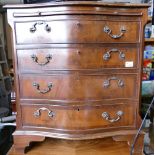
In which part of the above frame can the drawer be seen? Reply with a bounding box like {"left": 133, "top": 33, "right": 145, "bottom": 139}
{"left": 15, "top": 20, "right": 139, "bottom": 44}
{"left": 19, "top": 74, "right": 137, "bottom": 101}
{"left": 17, "top": 47, "right": 138, "bottom": 71}
{"left": 21, "top": 103, "right": 136, "bottom": 130}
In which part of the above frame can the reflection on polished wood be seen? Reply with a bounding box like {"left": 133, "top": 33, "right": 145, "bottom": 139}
{"left": 5, "top": 1, "right": 149, "bottom": 153}
{"left": 8, "top": 137, "right": 135, "bottom": 155}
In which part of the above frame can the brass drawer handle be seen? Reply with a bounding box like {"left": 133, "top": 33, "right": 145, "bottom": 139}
{"left": 30, "top": 21, "right": 51, "bottom": 33}
{"left": 103, "top": 77, "right": 124, "bottom": 88}
{"left": 103, "top": 26, "right": 126, "bottom": 39}
{"left": 102, "top": 111, "right": 123, "bottom": 123}
{"left": 31, "top": 54, "right": 52, "bottom": 66}
{"left": 103, "top": 48, "right": 125, "bottom": 61}
{"left": 34, "top": 107, "right": 55, "bottom": 118}
{"left": 32, "top": 82, "right": 53, "bottom": 94}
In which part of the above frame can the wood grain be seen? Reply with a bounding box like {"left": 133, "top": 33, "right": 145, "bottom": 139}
{"left": 5, "top": 1, "right": 149, "bottom": 153}
{"left": 19, "top": 73, "right": 138, "bottom": 100}
{"left": 4, "top": 1, "right": 150, "bottom": 9}
{"left": 15, "top": 20, "right": 139, "bottom": 44}
{"left": 21, "top": 103, "right": 136, "bottom": 131}
{"left": 8, "top": 136, "right": 144, "bottom": 155}
{"left": 17, "top": 47, "right": 138, "bottom": 71}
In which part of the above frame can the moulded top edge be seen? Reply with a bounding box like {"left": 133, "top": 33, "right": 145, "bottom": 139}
{"left": 3, "top": 1, "right": 150, "bottom": 9}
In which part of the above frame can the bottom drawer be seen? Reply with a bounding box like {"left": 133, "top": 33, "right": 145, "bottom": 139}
{"left": 21, "top": 103, "right": 136, "bottom": 131}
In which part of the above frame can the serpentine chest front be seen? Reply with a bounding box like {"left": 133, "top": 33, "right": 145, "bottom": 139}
{"left": 6, "top": 2, "right": 148, "bottom": 154}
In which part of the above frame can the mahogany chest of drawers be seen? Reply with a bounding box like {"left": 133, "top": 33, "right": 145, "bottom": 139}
{"left": 5, "top": 1, "right": 149, "bottom": 154}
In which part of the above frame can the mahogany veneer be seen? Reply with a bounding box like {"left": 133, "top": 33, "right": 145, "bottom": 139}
{"left": 8, "top": 136, "right": 145, "bottom": 155}
{"left": 5, "top": 1, "right": 149, "bottom": 154}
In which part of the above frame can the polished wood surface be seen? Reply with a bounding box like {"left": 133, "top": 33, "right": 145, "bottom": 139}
{"left": 17, "top": 47, "right": 138, "bottom": 70}
{"left": 4, "top": 1, "right": 150, "bottom": 8}
{"left": 15, "top": 20, "right": 139, "bottom": 44}
{"left": 8, "top": 135, "right": 145, "bottom": 155}
{"left": 19, "top": 74, "right": 137, "bottom": 100}
{"left": 5, "top": 1, "right": 149, "bottom": 153}
{"left": 21, "top": 103, "right": 135, "bottom": 130}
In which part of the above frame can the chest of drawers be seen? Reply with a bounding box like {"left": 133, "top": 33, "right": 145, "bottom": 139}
{"left": 5, "top": 1, "right": 149, "bottom": 154}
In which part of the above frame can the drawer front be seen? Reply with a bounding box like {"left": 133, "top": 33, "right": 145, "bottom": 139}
{"left": 17, "top": 47, "right": 138, "bottom": 71}
{"left": 21, "top": 103, "right": 136, "bottom": 130}
{"left": 19, "top": 74, "right": 137, "bottom": 100}
{"left": 15, "top": 20, "right": 139, "bottom": 44}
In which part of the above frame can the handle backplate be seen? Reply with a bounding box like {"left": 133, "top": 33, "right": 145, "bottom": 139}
{"left": 102, "top": 111, "right": 123, "bottom": 123}
{"left": 33, "top": 82, "right": 53, "bottom": 94}
{"left": 30, "top": 21, "right": 51, "bottom": 33}
{"left": 103, "top": 77, "right": 124, "bottom": 88}
{"left": 31, "top": 54, "right": 52, "bottom": 66}
{"left": 104, "top": 26, "right": 126, "bottom": 39}
{"left": 103, "top": 48, "right": 125, "bottom": 61}
{"left": 34, "top": 107, "right": 55, "bottom": 118}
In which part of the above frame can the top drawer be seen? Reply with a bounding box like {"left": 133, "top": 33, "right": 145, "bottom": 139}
{"left": 15, "top": 20, "right": 140, "bottom": 44}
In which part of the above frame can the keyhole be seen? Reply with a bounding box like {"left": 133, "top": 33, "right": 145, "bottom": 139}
{"left": 77, "top": 50, "right": 81, "bottom": 55}
{"left": 38, "top": 12, "right": 41, "bottom": 16}
{"left": 73, "top": 107, "right": 80, "bottom": 111}
{"left": 76, "top": 22, "right": 81, "bottom": 27}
